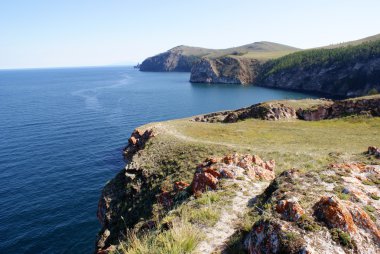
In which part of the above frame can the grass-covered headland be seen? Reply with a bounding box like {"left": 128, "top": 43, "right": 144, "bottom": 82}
{"left": 96, "top": 95, "right": 380, "bottom": 254}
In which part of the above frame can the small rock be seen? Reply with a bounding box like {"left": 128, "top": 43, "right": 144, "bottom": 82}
{"left": 276, "top": 199, "right": 305, "bottom": 221}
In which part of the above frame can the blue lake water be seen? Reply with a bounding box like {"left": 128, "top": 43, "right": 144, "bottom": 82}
{"left": 0, "top": 66, "right": 317, "bottom": 253}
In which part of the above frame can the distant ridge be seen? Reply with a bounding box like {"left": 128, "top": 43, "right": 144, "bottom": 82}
{"left": 138, "top": 41, "right": 299, "bottom": 72}
{"left": 322, "top": 33, "right": 380, "bottom": 49}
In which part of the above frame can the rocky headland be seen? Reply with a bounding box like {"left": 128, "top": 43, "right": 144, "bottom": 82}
{"left": 140, "top": 34, "right": 380, "bottom": 97}
{"left": 95, "top": 95, "right": 380, "bottom": 254}
{"left": 139, "top": 45, "right": 213, "bottom": 72}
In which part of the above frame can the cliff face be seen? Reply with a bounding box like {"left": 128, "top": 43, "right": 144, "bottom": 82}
{"left": 189, "top": 57, "right": 260, "bottom": 85}
{"left": 257, "top": 57, "right": 380, "bottom": 97}
{"left": 139, "top": 51, "right": 200, "bottom": 72}
{"left": 193, "top": 95, "right": 380, "bottom": 123}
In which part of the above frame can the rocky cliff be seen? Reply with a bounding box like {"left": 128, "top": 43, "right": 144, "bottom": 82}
{"left": 189, "top": 57, "right": 260, "bottom": 85}
{"left": 139, "top": 47, "right": 204, "bottom": 72}
{"left": 257, "top": 56, "right": 380, "bottom": 97}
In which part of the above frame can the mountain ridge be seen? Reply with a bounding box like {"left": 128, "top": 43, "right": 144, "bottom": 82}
{"left": 138, "top": 41, "right": 299, "bottom": 72}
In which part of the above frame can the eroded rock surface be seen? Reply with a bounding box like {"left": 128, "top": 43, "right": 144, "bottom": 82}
{"left": 191, "top": 154, "right": 275, "bottom": 194}
{"left": 193, "top": 95, "right": 380, "bottom": 123}
{"left": 123, "top": 128, "right": 154, "bottom": 159}
{"left": 190, "top": 57, "right": 260, "bottom": 85}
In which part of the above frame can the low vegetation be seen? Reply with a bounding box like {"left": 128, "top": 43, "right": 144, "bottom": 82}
{"left": 260, "top": 39, "right": 380, "bottom": 81}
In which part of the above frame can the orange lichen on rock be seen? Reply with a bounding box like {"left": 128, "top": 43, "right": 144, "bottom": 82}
{"left": 314, "top": 196, "right": 357, "bottom": 233}
{"left": 329, "top": 162, "right": 367, "bottom": 172}
{"left": 276, "top": 199, "right": 305, "bottom": 222}
{"left": 190, "top": 153, "right": 276, "bottom": 194}
{"left": 191, "top": 171, "right": 219, "bottom": 193}
{"left": 174, "top": 181, "right": 190, "bottom": 191}
{"left": 345, "top": 202, "right": 380, "bottom": 242}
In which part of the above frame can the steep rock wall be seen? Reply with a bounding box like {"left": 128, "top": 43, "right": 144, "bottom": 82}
{"left": 257, "top": 57, "right": 380, "bottom": 97}
{"left": 190, "top": 57, "right": 260, "bottom": 85}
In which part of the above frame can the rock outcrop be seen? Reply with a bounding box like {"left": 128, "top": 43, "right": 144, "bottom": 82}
{"left": 368, "top": 146, "right": 380, "bottom": 158}
{"left": 258, "top": 57, "right": 380, "bottom": 97}
{"left": 138, "top": 45, "right": 215, "bottom": 72}
{"left": 243, "top": 161, "right": 380, "bottom": 254}
{"left": 190, "top": 57, "right": 260, "bottom": 85}
{"left": 244, "top": 220, "right": 307, "bottom": 254}
{"left": 193, "top": 95, "right": 380, "bottom": 123}
{"left": 191, "top": 154, "right": 275, "bottom": 194}
{"left": 123, "top": 128, "right": 154, "bottom": 159}
{"left": 297, "top": 96, "right": 380, "bottom": 121}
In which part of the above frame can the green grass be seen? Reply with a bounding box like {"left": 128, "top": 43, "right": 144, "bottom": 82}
{"left": 330, "top": 228, "right": 354, "bottom": 248}
{"left": 194, "top": 191, "right": 222, "bottom": 205}
{"left": 118, "top": 221, "right": 201, "bottom": 254}
{"left": 187, "top": 207, "right": 220, "bottom": 226}
{"left": 162, "top": 117, "right": 380, "bottom": 173}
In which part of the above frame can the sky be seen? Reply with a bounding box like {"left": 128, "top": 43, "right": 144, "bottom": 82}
{"left": 1, "top": 0, "right": 380, "bottom": 69}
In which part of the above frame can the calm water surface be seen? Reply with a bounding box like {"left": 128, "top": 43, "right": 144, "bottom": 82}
{"left": 0, "top": 66, "right": 317, "bottom": 253}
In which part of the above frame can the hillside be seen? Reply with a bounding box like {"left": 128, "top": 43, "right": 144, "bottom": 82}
{"left": 322, "top": 33, "right": 380, "bottom": 49}
{"left": 95, "top": 95, "right": 380, "bottom": 254}
{"left": 138, "top": 42, "right": 299, "bottom": 72}
{"left": 257, "top": 39, "right": 380, "bottom": 97}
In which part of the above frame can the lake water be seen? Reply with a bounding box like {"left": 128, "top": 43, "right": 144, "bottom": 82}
{"left": 0, "top": 66, "right": 317, "bottom": 253}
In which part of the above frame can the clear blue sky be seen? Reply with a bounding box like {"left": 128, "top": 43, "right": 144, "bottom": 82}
{"left": 1, "top": 0, "right": 379, "bottom": 69}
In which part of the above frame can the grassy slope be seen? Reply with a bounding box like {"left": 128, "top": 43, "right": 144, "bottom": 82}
{"left": 260, "top": 39, "right": 380, "bottom": 79}
{"left": 115, "top": 114, "right": 380, "bottom": 253}
{"left": 169, "top": 41, "right": 300, "bottom": 61}
{"left": 322, "top": 33, "right": 380, "bottom": 49}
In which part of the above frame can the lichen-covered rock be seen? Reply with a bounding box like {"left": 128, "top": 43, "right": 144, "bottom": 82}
{"left": 314, "top": 196, "right": 357, "bottom": 233}
{"left": 345, "top": 202, "right": 380, "bottom": 243}
{"left": 191, "top": 153, "right": 276, "bottom": 194}
{"left": 276, "top": 199, "right": 305, "bottom": 222}
{"left": 123, "top": 128, "right": 154, "bottom": 159}
{"left": 174, "top": 181, "right": 190, "bottom": 191}
{"left": 191, "top": 171, "right": 219, "bottom": 193}
{"left": 244, "top": 220, "right": 306, "bottom": 254}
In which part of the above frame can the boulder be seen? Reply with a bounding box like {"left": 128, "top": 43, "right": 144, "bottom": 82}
{"left": 123, "top": 128, "right": 154, "bottom": 159}
{"left": 191, "top": 171, "right": 219, "bottom": 194}
{"left": 276, "top": 199, "right": 305, "bottom": 222}
{"left": 244, "top": 220, "right": 306, "bottom": 254}
{"left": 174, "top": 181, "right": 190, "bottom": 191}
{"left": 368, "top": 146, "right": 380, "bottom": 158}
{"left": 314, "top": 196, "right": 357, "bottom": 233}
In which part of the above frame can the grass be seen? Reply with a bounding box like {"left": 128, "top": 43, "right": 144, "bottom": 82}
{"left": 162, "top": 116, "right": 380, "bottom": 173}
{"left": 330, "top": 228, "right": 354, "bottom": 248}
{"left": 194, "top": 191, "right": 221, "bottom": 206}
{"left": 118, "top": 221, "right": 201, "bottom": 254}
{"left": 188, "top": 207, "right": 220, "bottom": 226}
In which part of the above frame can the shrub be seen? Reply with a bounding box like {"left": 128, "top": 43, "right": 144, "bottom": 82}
{"left": 368, "top": 88, "right": 379, "bottom": 95}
